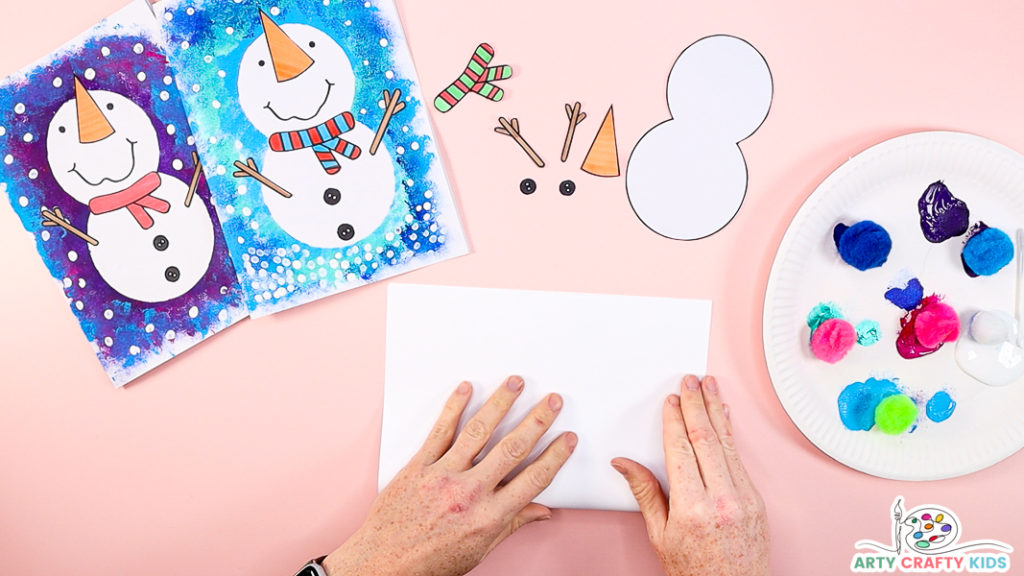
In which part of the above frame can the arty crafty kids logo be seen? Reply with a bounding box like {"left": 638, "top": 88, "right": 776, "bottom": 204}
{"left": 851, "top": 497, "right": 1013, "bottom": 573}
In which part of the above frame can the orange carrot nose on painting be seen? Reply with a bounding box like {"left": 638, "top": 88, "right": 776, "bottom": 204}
{"left": 259, "top": 9, "right": 314, "bottom": 82}
{"left": 74, "top": 77, "right": 115, "bottom": 144}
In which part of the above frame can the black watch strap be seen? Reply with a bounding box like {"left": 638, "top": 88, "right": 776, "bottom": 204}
{"left": 294, "top": 555, "right": 329, "bottom": 576}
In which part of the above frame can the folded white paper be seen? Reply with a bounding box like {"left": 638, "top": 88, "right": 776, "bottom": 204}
{"left": 380, "top": 284, "right": 712, "bottom": 511}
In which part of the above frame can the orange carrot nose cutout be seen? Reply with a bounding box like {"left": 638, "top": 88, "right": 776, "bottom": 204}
{"left": 259, "top": 9, "right": 314, "bottom": 83}
{"left": 74, "top": 77, "right": 115, "bottom": 144}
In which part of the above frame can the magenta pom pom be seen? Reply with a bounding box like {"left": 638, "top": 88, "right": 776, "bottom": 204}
{"left": 810, "top": 318, "right": 857, "bottom": 363}
{"left": 913, "top": 298, "right": 960, "bottom": 349}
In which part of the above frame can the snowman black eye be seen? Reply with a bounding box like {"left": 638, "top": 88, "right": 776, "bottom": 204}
{"left": 308, "top": 41, "right": 316, "bottom": 48}
{"left": 106, "top": 103, "right": 114, "bottom": 111}
{"left": 519, "top": 178, "right": 536, "bottom": 195}
{"left": 258, "top": 60, "right": 266, "bottom": 67}
{"left": 58, "top": 126, "right": 66, "bottom": 133}
{"left": 559, "top": 180, "right": 576, "bottom": 196}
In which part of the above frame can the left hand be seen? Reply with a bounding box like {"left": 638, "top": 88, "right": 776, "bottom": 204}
{"left": 324, "top": 376, "right": 577, "bottom": 576}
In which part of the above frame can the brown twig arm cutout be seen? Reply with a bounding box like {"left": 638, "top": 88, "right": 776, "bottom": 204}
{"left": 494, "top": 116, "right": 545, "bottom": 168}
{"left": 232, "top": 157, "right": 293, "bottom": 198}
{"left": 185, "top": 151, "right": 203, "bottom": 208}
{"left": 561, "top": 102, "right": 586, "bottom": 162}
{"left": 41, "top": 207, "right": 98, "bottom": 246}
{"left": 371, "top": 89, "right": 407, "bottom": 156}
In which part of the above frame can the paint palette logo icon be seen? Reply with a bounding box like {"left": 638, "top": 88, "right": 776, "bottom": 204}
{"left": 905, "top": 507, "right": 958, "bottom": 553}
{"left": 851, "top": 496, "right": 1013, "bottom": 573}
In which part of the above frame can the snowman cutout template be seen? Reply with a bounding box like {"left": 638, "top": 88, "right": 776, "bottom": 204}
{"left": 43, "top": 77, "right": 214, "bottom": 303}
{"left": 234, "top": 10, "right": 399, "bottom": 249}
{"left": 626, "top": 35, "right": 772, "bottom": 241}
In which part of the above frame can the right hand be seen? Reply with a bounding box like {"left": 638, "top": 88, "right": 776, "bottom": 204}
{"left": 612, "top": 375, "right": 769, "bottom": 576}
{"left": 325, "top": 376, "right": 577, "bottom": 576}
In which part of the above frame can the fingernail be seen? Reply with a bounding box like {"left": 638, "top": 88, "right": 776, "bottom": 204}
{"left": 684, "top": 375, "right": 700, "bottom": 390}
{"left": 611, "top": 461, "right": 626, "bottom": 475}
{"left": 507, "top": 376, "right": 524, "bottom": 391}
{"left": 539, "top": 514, "right": 552, "bottom": 521}
{"left": 565, "top": 432, "right": 578, "bottom": 449}
{"left": 667, "top": 394, "right": 680, "bottom": 406}
{"left": 724, "top": 403, "right": 731, "bottom": 420}
{"left": 548, "top": 394, "right": 563, "bottom": 411}
{"left": 703, "top": 376, "right": 718, "bottom": 395}
{"left": 457, "top": 381, "right": 471, "bottom": 395}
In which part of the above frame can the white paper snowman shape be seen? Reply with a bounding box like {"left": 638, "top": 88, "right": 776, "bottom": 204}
{"left": 236, "top": 10, "right": 396, "bottom": 249}
{"left": 45, "top": 77, "right": 214, "bottom": 303}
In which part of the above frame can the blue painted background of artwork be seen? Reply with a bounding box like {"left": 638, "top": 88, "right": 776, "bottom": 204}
{"left": 0, "top": 21, "right": 245, "bottom": 385}
{"left": 162, "top": 0, "right": 456, "bottom": 315}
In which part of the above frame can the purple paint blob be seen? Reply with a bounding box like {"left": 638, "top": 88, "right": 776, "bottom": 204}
{"left": 918, "top": 181, "right": 970, "bottom": 243}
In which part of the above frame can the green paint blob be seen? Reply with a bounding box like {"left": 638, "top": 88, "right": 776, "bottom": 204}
{"left": 807, "top": 302, "right": 843, "bottom": 332}
{"left": 875, "top": 394, "right": 918, "bottom": 435}
{"left": 916, "top": 541, "right": 930, "bottom": 549}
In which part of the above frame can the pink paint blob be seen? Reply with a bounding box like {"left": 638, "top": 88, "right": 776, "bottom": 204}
{"left": 810, "top": 318, "right": 857, "bottom": 363}
{"left": 896, "top": 295, "right": 959, "bottom": 359}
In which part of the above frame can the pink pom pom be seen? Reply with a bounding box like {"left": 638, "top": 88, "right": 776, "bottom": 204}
{"left": 913, "top": 298, "right": 960, "bottom": 349}
{"left": 810, "top": 318, "right": 857, "bottom": 363}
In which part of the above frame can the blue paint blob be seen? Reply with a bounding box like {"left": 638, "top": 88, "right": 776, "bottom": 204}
{"left": 962, "top": 225, "right": 1014, "bottom": 277}
{"left": 807, "top": 301, "right": 843, "bottom": 332}
{"left": 855, "top": 320, "right": 881, "bottom": 346}
{"left": 926, "top": 390, "right": 957, "bottom": 423}
{"left": 918, "top": 181, "right": 970, "bottom": 243}
{"left": 837, "top": 378, "right": 900, "bottom": 431}
{"left": 834, "top": 220, "right": 892, "bottom": 271}
{"left": 885, "top": 277, "right": 924, "bottom": 310}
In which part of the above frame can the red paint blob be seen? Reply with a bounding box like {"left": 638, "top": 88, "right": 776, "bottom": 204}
{"left": 897, "top": 295, "right": 959, "bottom": 359}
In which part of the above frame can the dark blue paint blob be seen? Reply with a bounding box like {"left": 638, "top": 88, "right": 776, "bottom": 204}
{"left": 918, "top": 181, "right": 970, "bottom": 243}
{"left": 834, "top": 221, "right": 892, "bottom": 271}
{"left": 926, "top": 390, "right": 957, "bottom": 423}
{"left": 962, "top": 224, "right": 1014, "bottom": 277}
{"left": 837, "top": 378, "right": 901, "bottom": 431}
{"left": 885, "top": 277, "right": 924, "bottom": 310}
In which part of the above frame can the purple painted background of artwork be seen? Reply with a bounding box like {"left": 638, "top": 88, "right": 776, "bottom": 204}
{"left": 0, "top": 32, "right": 243, "bottom": 380}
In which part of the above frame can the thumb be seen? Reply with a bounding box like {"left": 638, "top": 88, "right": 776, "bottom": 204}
{"left": 486, "top": 502, "right": 552, "bottom": 556}
{"left": 611, "top": 457, "right": 668, "bottom": 540}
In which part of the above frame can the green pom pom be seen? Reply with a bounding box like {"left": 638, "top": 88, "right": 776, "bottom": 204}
{"left": 808, "top": 302, "right": 843, "bottom": 332}
{"left": 875, "top": 394, "right": 918, "bottom": 435}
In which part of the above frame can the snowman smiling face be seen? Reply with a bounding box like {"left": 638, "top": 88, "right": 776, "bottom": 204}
{"left": 238, "top": 16, "right": 356, "bottom": 136}
{"left": 47, "top": 87, "right": 160, "bottom": 204}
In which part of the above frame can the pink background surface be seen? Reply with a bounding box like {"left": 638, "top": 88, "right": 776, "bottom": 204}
{"left": 2, "top": 1, "right": 1023, "bottom": 574}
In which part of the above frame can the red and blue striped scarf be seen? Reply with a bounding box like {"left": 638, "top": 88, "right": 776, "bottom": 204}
{"left": 268, "top": 112, "right": 361, "bottom": 174}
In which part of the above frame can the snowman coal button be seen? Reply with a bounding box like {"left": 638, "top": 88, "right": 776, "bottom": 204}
{"left": 153, "top": 234, "right": 169, "bottom": 251}
{"left": 323, "top": 187, "right": 341, "bottom": 205}
{"left": 337, "top": 224, "right": 355, "bottom": 241}
{"left": 165, "top": 266, "right": 181, "bottom": 282}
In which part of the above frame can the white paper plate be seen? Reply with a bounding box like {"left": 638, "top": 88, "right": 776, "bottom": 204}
{"left": 763, "top": 131, "right": 1024, "bottom": 480}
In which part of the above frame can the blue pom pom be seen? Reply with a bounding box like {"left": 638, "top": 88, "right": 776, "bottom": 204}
{"left": 834, "top": 221, "right": 892, "bottom": 271}
{"left": 962, "top": 226, "right": 1014, "bottom": 277}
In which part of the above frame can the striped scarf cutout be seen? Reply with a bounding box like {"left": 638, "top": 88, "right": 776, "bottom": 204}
{"left": 268, "top": 112, "right": 361, "bottom": 174}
